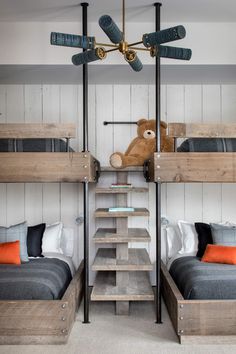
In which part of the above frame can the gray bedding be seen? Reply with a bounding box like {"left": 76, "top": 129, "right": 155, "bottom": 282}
{"left": 169, "top": 256, "right": 236, "bottom": 300}
{"left": 0, "top": 138, "right": 73, "bottom": 152}
{"left": 0, "top": 258, "right": 72, "bottom": 300}
{"left": 177, "top": 138, "right": 236, "bottom": 152}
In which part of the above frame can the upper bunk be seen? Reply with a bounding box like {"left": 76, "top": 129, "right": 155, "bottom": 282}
{"left": 0, "top": 123, "right": 99, "bottom": 183}
{"left": 145, "top": 123, "right": 236, "bottom": 183}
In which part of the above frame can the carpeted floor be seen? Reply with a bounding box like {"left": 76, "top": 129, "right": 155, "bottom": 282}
{"left": 0, "top": 301, "right": 236, "bottom": 354}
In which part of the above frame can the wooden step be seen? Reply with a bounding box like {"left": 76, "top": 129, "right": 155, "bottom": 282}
{"left": 95, "top": 187, "right": 148, "bottom": 194}
{"left": 91, "top": 271, "right": 154, "bottom": 301}
{"left": 95, "top": 208, "right": 149, "bottom": 218}
{"left": 92, "top": 248, "right": 152, "bottom": 271}
{"left": 93, "top": 228, "right": 151, "bottom": 243}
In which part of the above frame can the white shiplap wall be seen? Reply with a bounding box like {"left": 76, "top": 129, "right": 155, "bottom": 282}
{"left": 0, "top": 84, "right": 236, "bottom": 283}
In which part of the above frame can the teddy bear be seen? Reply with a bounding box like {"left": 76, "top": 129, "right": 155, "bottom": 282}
{"left": 110, "top": 118, "right": 174, "bottom": 169}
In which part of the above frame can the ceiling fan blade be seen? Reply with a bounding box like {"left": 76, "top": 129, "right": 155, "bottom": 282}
{"left": 124, "top": 50, "right": 143, "bottom": 72}
{"left": 99, "top": 15, "right": 123, "bottom": 44}
{"left": 143, "top": 25, "right": 186, "bottom": 48}
{"left": 51, "top": 32, "right": 95, "bottom": 50}
{"left": 152, "top": 45, "right": 192, "bottom": 60}
{"left": 72, "top": 48, "right": 106, "bottom": 66}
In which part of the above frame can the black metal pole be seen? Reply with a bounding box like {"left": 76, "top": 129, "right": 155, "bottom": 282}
{"left": 154, "top": 2, "right": 162, "bottom": 324}
{"left": 81, "top": 2, "right": 90, "bottom": 324}
{"left": 82, "top": 2, "right": 89, "bottom": 153}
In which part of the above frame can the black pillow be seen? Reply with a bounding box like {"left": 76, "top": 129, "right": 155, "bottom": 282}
{"left": 27, "top": 223, "right": 46, "bottom": 257}
{"left": 195, "top": 222, "right": 213, "bottom": 258}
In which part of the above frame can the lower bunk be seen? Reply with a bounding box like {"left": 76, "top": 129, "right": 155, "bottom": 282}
{"left": 161, "top": 259, "right": 236, "bottom": 344}
{"left": 0, "top": 259, "right": 84, "bottom": 345}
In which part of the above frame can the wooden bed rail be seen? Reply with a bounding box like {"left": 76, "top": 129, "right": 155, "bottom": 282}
{"left": 0, "top": 152, "right": 97, "bottom": 183}
{"left": 168, "top": 123, "right": 236, "bottom": 138}
{"left": 0, "top": 123, "right": 76, "bottom": 139}
{"left": 147, "top": 152, "right": 236, "bottom": 183}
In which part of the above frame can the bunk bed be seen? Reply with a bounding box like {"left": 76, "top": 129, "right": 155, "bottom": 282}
{"left": 144, "top": 122, "right": 236, "bottom": 343}
{"left": 0, "top": 123, "right": 99, "bottom": 344}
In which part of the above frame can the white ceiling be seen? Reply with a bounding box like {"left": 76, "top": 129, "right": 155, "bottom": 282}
{"left": 0, "top": 0, "right": 236, "bottom": 22}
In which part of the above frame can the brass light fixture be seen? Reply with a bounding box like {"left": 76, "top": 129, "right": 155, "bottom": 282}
{"left": 51, "top": 0, "right": 192, "bottom": 71}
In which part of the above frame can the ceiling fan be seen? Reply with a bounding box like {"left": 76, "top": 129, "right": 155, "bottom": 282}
{"left": 50, "top": 0, "right": 192, "bottom": 71}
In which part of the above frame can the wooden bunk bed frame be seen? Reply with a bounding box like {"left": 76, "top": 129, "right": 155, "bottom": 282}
{"left": 0, "top": 123, "right": 100, "bottom": 344}
{"left": 0, "top": 123, "right": 99, "bottom": 183}
{"left": 145, "top": 123, "right": 236, "bottom": 343}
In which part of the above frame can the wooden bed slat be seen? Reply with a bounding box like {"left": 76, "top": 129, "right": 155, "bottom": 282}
{"left": 0, "top": 123, "right": 76, "bottom": 139}
{"left": 153, "top": 152, "right": 236, "bottom": 183}
{"left": 0, "top": 152, "right": 96, "bottom": 183}
{"left": 168, "top": 123, "right": 236, "bottom": 138}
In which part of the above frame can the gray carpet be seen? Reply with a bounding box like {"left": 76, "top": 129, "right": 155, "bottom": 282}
{"left": 0, "top": 301, "right": 236, "bottom": 354}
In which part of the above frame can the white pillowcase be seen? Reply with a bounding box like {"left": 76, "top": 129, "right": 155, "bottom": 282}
{"left": 42, "top": 222, "right": 63, "bottom": 254}
{"left": 61, "top": 228, "right": 74, "bottom": 257}
{"left": 178, "top": 220, "right": 198, "bottom": 255}
{"left": 166, "top": 225, "right": 182, "bottom": 259}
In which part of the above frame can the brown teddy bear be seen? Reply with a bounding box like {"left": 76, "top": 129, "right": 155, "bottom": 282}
{"left": 110, "top": 118, "right": 173, "bottom": 169}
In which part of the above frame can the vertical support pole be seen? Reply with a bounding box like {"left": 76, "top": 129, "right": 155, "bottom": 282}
{"left": 81, "top": 2, "right": 90, "bottom": 324}
{"left": 82, "top": 2, "right": 89, "bottom": 153}
{"left": 154, "top": 2, "right": 162, "bottom": 324}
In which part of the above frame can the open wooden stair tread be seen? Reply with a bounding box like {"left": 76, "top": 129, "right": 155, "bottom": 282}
{"left": 95, "top": 187, "right": 148, "bottom": 194}
{"left": 92, "top": 248, "right": 152, "bottom": 271}
{"left": 95, "top": 208, "right": 149, "bottom": 217}
{"left": 93, "top": 228, "right": 151, "bottom": 243}
{"left": 91, "top": 271, "right": 154, "bottom": 301}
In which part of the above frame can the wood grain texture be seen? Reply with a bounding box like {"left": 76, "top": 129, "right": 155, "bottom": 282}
{"left": 95, "top": 187, "right": 148, "bottom": 194}
{"left": 93, "top": 228, "right": 151, "bottom": 243}
{"left": 0, "top": 123, "right": 76, "bottom": 139}
{"left": 153, "top": 152, "right": 236, "bottom": 183}
{"left": 0, "top": 152, "right": 97, "bottom": 183}
{"left": 92, "top": 248, "right": 152, "bottom": 271}
{"left": 91, "top": 271, "right": 154, "bottom": 301}
{"left": 168, "top": 123, "right": 236, "bottom": 138}
{"left": 95, "top": 208, "right": 150, "bottom": 217}
{"left": 0, "top": 260, "right": 84, "bottom": 345}
{"left": 101, "top": 166, "right": 144, "bottom": 172}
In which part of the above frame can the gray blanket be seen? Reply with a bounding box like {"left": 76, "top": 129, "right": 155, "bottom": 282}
{"left": 0, "top": 258, "right": 72, "bottom": 300}
{"left": 0, "top": 138, "right": 73, "bottom": 152}
{"left": 177, "top": 138, "right": 236, "bottom": 152}
{"left": 169, "top": 256, "right": 236, "bottom": 300}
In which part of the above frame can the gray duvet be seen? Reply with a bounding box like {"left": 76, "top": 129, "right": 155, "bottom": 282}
{"left": 0, "top": 258, "right": 72, "bottom": 300}
{"left": 169, "top": 256, "right": 236, "bottom": 300}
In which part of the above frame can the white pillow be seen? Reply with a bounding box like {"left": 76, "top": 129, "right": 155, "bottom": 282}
{"left": 166, "top": 226, "right": 182, "bottom": 259}
{"left": 42, "top": 222, "right": 63, "bottom": 254}
{"left": 178, "top": 220, "right": 198, "bottom": 255}
{"left": 61, "top": 228, "right": 74, "bottom": 257}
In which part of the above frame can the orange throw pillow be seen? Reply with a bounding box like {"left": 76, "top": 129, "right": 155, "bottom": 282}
{"left": 201, "top": 244, "right": 236, "bottom": 265}
{"left": 0, "top": 241, "right": 21, "bottom": 265}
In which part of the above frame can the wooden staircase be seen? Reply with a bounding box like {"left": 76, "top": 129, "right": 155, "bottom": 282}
{"left": 91, "top": 171, "right": 154, "bottom": 315}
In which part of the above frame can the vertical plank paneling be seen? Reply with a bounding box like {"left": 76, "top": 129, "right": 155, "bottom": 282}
{"left": 24, "top": 85, "right": 43, "bottom": 225}
{"left": 202, "top": 85, "right": 222, "bottom": 222}
{"left": 184, "top": 85, "right": 203, "bottom": 222}
{"left": 166, "top": 85, "right": 185, "bottom": 224}
{"left": 60, "top": 85, "right": 80, "bottom": 266}
{"left": 6, "top": 85, "right": 25, "bottom": 226}
{"left": 42, "top": 85, "right": 60, "bottom": 224}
